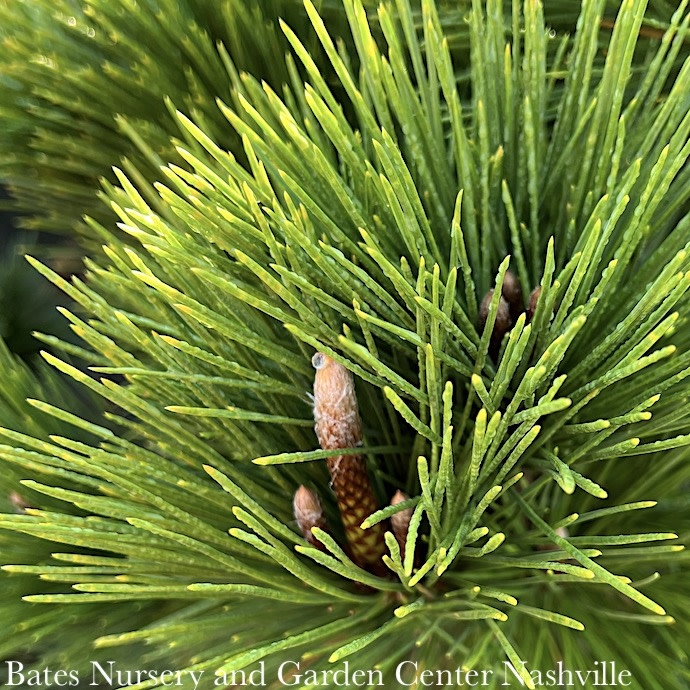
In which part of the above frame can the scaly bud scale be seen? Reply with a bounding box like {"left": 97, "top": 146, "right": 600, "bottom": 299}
{"left": 312, "top": 353, "right": 386, "bottom": 570}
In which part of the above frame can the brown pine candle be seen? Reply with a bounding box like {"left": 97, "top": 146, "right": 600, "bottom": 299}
{"left": 293, "top": 485, "right": 328, "bottom": 550}
{"left": 312, "top": 352, "right": 386, "bottom": 572}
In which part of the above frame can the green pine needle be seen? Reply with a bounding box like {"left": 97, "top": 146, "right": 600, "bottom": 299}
{"left": 1, "top": 0, "right": 690, "bottom": 687}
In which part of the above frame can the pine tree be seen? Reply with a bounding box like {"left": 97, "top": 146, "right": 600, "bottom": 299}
{"left": 1, "top": 1, "right": 690, "bottom": 688}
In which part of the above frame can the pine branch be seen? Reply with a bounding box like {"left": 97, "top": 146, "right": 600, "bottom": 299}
{"left": 0, "top": 0, "right": 689, "bottom": 687}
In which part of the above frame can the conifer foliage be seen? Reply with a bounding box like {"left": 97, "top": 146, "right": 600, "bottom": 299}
{"left": 1, "top": 0, "right": 690, "bottom": 688}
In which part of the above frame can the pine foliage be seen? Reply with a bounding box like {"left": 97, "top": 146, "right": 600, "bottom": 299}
{"left": 1, "top": 0, "right": 690, "bottom": 688}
